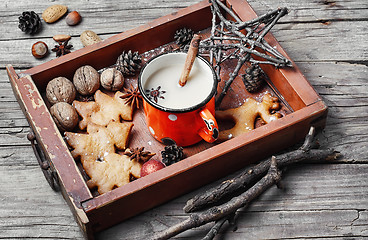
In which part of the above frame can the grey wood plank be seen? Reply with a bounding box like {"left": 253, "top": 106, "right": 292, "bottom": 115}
{"left": 0, "top": 0, "right": 367, "bottom": 239}
{"left": 0, "top": 163, "right": 367, "bottom": 239}
{"left": 96, "top": 164, "right": 368, "bottom": 239}
{"left": 247, "top": 0, "right": 368, "bottom": 22}
{"left": 0, "top": 0, "right": 200, "bottom": 41}
{"left": 1, "top": 21, "right": 367, "bottom": 68}
{"left": 1, "top": 0, "right": 366, "bottom": 43}
{"left": 0, "top": 165, "right": 84, "bottom": 239}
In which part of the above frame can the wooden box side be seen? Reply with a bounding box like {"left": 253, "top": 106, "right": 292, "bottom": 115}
{"left": 82, "top": 101, "right": 327, "bottom": 233}
{"left": 78, "top": 0, "right": 328, "bottom": 233}
{"left": 7, "top": 0, "right": 329, "bottom": 237}
{"left": 6, "top": 66, "right": 93, "bottom": 236}
{"left": 20, "top": 0, "right": 215, "bottom": 90}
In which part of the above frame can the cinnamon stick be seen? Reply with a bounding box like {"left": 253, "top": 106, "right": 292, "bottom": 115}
{"left": 179, "top": 34, "right": 202, "bottom": 87}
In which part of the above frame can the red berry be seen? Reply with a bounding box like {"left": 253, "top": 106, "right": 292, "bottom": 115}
{"left": 140, "top": 159, "right": 165, "bottom": 177}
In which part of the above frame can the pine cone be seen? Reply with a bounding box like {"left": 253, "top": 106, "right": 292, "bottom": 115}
{"left": 116, "top": 50, "right": 142, "bottom": 76}
{"left": 174, "top": 28, "right": 194, "bottom": 47}
{"left": 242, "top": 64, "right": 265, "bottom": 93}
{"left": 18, "top": 11, "right": 42, "bottom": 34}
{"left": 161, "top": 144, "right": 184, "bottom": 166}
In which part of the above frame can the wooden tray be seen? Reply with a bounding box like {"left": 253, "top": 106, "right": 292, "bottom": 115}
{"left": 6, "top": 0, "right": 327, "bottom": 238}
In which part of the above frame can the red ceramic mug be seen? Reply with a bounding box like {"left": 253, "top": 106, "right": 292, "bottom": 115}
{"left": 138, "top": 52, "right": 219, "bottom": 147}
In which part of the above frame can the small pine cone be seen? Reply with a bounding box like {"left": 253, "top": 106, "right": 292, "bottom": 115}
{"left": 242, "top": 64, "right": 265, "bottom": 93}
{"left": 18, "top": 11, "right": 42, "bottom": 34}
{"left": 174, "top": 28, "right": 194, "bottom": 47}
{"left": 116, "top": 50, "right": 142, "bottom": 76}
{"left": 161, "top": 144, "right": 184, "bottom": 166}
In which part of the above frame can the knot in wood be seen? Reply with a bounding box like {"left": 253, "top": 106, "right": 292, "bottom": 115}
{"left": 190, "top": 214, "right": 201, "bottom": 226}
{"left": 209, "top": 207, "right": 221, "bottom": 216}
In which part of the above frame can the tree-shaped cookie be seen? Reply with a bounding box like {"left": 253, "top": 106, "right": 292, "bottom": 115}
{"left": 216, "top": 93, "right": 282, "bottom": 140}
{"left": 82, "top": 153, "right": 142, "bottom": 194}
{"left": 64, "top": 121, "right": 133, "bottom": 161}
{"left": 73, "top": 90, "right": 133, "bottom": 130}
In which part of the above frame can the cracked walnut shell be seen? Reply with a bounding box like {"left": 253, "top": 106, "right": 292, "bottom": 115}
{"left": 46, "top": 77, "right": 76, "bottom": 105}
{"left": 100, "top": 68, "right": 124, "bottom": 91}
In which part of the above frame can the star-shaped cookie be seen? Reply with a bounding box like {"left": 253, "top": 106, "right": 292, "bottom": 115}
{"left": 82, "top": 152, "right": 142, "bottom": 194}
{"left": 64, "top": 121, "right": 133, "bottom": 161}
{"left": 73, "top": 90, "right": 133, "bottom": 130}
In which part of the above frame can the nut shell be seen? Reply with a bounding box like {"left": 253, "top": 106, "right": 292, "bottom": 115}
{"left": 32, "top": 41, "right": 48, "bottom": 59}
{"left": 53, "top": 34, "right": 71, "bottom": 42}
{"left": 73, "top": 65, "right": 100, "bottom": 95}
{"left": 80, "top": 30, "right": 102, "bottom": 47}
{"left": 50, "top": 102, "right": 79, "bottom": 131}
{"left": 46, "top": 77, "right": 76, "bottom": 105}
{"left": 42, "top": 5, "right": 67, "bottom": 23}
{"left": 100, "top": 68, "right": 124, "bottom": 91}
{"left": 65, "top": 11, "right": 81, "bottom": 26}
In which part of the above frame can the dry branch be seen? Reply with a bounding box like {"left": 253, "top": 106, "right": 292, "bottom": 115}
{"left": 151, "top": 157, "right": 281, "bottom": 240}
{"left": 184, "top": 128, "right": 338, "bottom": 213}
{"left": 150, "top": 127, "right": 340, "bottom": 239}
{"left": 200, "top": 0, "right": 291, "bottom": 106}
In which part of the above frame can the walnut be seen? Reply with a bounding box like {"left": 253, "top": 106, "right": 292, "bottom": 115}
{"left": 46, "top": 77, "right": 76, "bottom": 105}
{"left": 73, "top": 65, "right": 100, "bottom": 95}
{"left": 50, "top": 102, "right": 79, "bottom": 131}
{"left": 100, "top": 68, "right": 124, "bottom": 91}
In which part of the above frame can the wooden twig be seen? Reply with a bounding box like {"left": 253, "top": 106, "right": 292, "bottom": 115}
{"left": 184, "top": 127, "right": 339, "bottom": 213}
{"left": 151, "top": 127, "right": 340, "bottom": 239}
{"left": 185, "top": 149, "right": 338, "bottom": 212}
{"left": 202, "top": 213, "right": 237, "bottom": 240}
{"left": 215, "top": 0, "right": 242, "bottom": 24}
{"left": 151, "top": 157, "right": 281, "bottom": 240}
{"left": 201, "top": 218, "right": 227, "bottom": 240}
{"left": 209, "top": 4, "right": 216, "bottom": 66}
{"left": 215, "top": 55, "right": 247, "bottom": 106}
{"left": 300, "top": 126, "right": 316, "bottom": 151}
{"left": 236, "top": 8, "right": 286, "bottom": 30}
{"left": 200, "top": 0, "right": 291, "bottom": 106}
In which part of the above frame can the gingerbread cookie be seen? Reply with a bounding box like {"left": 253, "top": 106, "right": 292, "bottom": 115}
{"left": 64, "top": 121, "right": 133, "bottom": 161}
{"left": 73, "top": 90, "right": 133, "bottom": 130}
{"left": 83, "top": 152, "right": 142, "bottom": 194}
{"left": 216, "top": 93, "right": 282, "bottom": 140}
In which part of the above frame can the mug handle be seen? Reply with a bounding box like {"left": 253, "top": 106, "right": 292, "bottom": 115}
{"left": 198, "top": 108, "right": 219, "bottom": 143}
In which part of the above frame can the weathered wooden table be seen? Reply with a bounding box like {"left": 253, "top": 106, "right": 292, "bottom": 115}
{"left": 1, "top": 0, "right": 367, "bottom": 239}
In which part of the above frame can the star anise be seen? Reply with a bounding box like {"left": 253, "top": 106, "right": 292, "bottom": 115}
{"left": 120, "top": 84, "right": 142, "bottom": 110}
{"left": 124, "top": 147, "right": 155, "bottom": 164}
{"left": 52, "top": 39, "right": 73, "bottom": 57}
{"left": 145, "top": 86, "right": 166, "bottom": 103}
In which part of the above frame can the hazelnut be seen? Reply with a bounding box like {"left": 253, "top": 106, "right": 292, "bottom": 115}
{"left": 73, "top": 65, "right": 100, "bottom": 95}
{"left": 50, "top": 102, "right": 79, "bottom": 131}
{"left": 100, "top": 68, "right": 124, "bottom": 91}
{"left": 65, "top": 11, "right": 81, "bottom": 26}
{"left": 46, "top": 77, "right": 76, "bottom": 105}
{"left": 32, "top": 41, "right": 48, "bottom": 59}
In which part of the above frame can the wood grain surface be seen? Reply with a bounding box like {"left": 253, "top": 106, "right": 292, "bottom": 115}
{"left": 0, "top": 0, "right": 367, "bottom": 239}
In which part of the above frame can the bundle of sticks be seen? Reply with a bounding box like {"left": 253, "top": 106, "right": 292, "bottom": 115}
{"left": 151, "top": 126, "right": 339, "bottom": 239}
{"left": 199, "top": 0, "right": 292, "bottom": 106}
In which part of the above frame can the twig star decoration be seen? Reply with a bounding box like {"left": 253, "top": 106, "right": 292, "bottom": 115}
{"left": 199, "top": 0, "right": 292, "bottom": 106}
